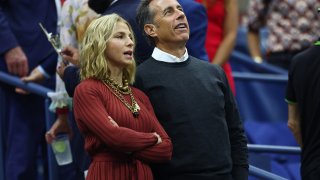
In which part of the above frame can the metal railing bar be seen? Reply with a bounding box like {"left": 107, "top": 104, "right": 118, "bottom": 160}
{"left": 0, "top": 71, "right": 53, "bottom": 97}
{"left": 233, "top": 72, "right": 288, "bottom": 82}
{"left": 249, "top": 165, "right": 288, "bottom": 180}
{"left": 231, "top": 51, "right": 288, "bottom": 75}
{"left": 248, "top": 144, "right": 301, "bottom": 154}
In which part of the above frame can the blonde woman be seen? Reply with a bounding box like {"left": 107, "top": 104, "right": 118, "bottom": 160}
{"left": 73, "top": 14, "right": 172, "bottom": 180}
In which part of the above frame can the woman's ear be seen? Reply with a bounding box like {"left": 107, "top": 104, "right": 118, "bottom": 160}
{"left": 144, "top": 24, "right": 157, "bottom": 38}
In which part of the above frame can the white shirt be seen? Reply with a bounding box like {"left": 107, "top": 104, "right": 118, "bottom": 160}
{"left": 151, "top": 47, "right": 189, "bottom": 63}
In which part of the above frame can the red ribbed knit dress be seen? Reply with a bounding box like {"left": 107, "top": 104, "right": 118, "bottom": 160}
{"left": 73, "top": 79, "right": 172, "bottom": 180}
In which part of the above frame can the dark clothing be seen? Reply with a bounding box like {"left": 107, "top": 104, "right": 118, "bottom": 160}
{"left": 88, "top": 0, "right": 112, "bottom": 14}
{"left": 63, "top": 66, "right": 80, "bottom": 97}
{"left": 0, "top": 1, "right": 57, "bottom": 179}
{"left": 101, "top": 0, "right": 152, "bottom": 64}
{"left": 267, "top": 49, "right": 305, "bottom": 70}
{"left": 0, "top": 0, "right": 57, "bottom": 75}
{"left": 135, "top": 56, "right": 248, "bottom": 180}
{"left": 302, "top": 166, "right": 320, "bottom": 180}
{"left": 286, "top": 44, "right": 320, "bottom": 179}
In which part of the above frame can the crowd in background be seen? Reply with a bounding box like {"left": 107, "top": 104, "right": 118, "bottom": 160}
{"left": 1, "top": 0, "right": 320, "bottom": 179}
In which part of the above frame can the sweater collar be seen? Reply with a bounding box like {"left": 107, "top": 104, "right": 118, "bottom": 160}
{"left": 151, "top": 47, "right": 189, "bottom": 63}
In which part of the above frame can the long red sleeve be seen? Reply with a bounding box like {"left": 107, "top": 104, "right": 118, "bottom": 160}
{"left": 74, "top": 79, "right": 158, "bottom": 153}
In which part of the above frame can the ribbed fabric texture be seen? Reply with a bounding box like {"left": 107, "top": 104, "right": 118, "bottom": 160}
{"left": 73, "top": 78, "right": 172, "bottom": 180}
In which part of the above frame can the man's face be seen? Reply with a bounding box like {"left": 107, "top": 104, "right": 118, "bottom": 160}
{"left": 148, "top": 0, "right": 190, "bottom": 46}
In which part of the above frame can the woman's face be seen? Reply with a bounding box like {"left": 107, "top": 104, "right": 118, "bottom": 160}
{"left": 105, "top": 21, "right": 134, "bottom": 69}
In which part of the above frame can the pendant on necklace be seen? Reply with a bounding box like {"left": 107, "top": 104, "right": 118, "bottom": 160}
{"left": 133, "top": 111, "right": 139, "bottom": 118}
{"left": 132, "top": 103, "right": 140, "bottom": 118}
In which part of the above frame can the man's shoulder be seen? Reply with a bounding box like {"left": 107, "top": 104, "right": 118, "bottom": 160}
{"left": 190, "top": 56, "right": 226, "bottom": 81}
{"left": 189, "top": 56, "right": 221, "bottom": 70}
{"left": 291, "top": 46, "right": 320, "bottom": 67}
{"left": 137, "top": 57, "right": 156, "bottom": 68}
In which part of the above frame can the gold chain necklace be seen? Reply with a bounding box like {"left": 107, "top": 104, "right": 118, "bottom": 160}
{"left": 102, "top": 79, "right": 140, "bottom": 118}
{"left": 104, "top": 77, "right": 130, "bottom": 94}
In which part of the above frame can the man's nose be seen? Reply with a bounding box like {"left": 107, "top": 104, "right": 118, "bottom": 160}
{"left": 176, "top": 9, "right": 185, "bottom": 20}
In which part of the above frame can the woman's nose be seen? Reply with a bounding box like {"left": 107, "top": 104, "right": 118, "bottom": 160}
{"left": 126, "top": 37, "right": 134, "bottom": 47}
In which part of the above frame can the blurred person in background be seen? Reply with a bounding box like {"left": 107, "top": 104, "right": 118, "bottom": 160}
{"left": 247, "top": 0, "right": 320, "bottom": 70}
{"left": 45, "top": 0, "right": 101, "bottom": 179}
{"left": 196, "top": 0, "right": 238, "bottom": 94}
{"left": 0, "top": 0, "right": 58, "bottom": 179}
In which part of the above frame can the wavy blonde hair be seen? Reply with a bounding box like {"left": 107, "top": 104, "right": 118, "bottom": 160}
{"left": 79, "top": 13, "right": 136, "bottom": 83}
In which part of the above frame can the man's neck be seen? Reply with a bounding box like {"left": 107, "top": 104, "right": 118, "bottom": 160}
{"left": 152, "top": 47, "right": 188, "bottom": 63}
{"left": 156, "top": 43, "right": 186, "bottom": 58}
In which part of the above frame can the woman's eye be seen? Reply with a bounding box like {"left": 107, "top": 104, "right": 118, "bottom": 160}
{"left": 114, "top": 33, "right": 123, "bottom": 39}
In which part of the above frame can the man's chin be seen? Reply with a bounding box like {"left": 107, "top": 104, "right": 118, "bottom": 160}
{"left": 180, "top": 35, "right": 189, "bottom": 42}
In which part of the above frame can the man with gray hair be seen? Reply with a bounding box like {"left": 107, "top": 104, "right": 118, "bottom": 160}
{"left": 135, "top": 0, "right": 248, "bottom": 179}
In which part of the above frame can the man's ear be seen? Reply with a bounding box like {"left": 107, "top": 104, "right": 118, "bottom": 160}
{"left": 144, "top": 24, "right": 157, "bottom": 38}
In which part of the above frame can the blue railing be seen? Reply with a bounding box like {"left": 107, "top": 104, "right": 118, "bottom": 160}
{"left": 0, "top": 71, "right": 53, "bottom": 97}
{"left": 0, "top": 71, "right": 58, "bottom": 180}
{"left": 249, "top": 165, "right": 288, "bottom": 180}
{"left": 230, "top": 51, "right": 288, "bottom": 75}
{"left": 233, "top": 72, "right": 287, "bottom": 82}
{"left": 248, "top": 144, "right": 301, "bottom": 179}
{"left": 0, "top": 71, "right": 299, "bottom": 180}
{"left": 248, "top": 144, "right": 301, "bottom": 155}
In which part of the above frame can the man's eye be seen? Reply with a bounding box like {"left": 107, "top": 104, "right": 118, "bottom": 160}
{"left": 164, "top": 9, "right": 173, "bottom": 16}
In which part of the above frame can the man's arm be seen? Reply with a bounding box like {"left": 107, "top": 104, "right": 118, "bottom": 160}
{"left": 287, "top": 103, "right": 302, "bottom": 147}
{"left": 62, "top": 66, "right": 80, "bottom": 97}
{"left": 212, "top": 0, "right": 238, "bottom": 65}
{"left": 0, "top": 6, "right": 18, "bottom": 54}
{"left": 59, "top": 46, "right": 81, "bottom": 97}
{"left": 247, "top": 30, "right": 263, "bottom": 63}
{"left": 0, "top": 7, "right": 29, "bottom": 76}
{"left": 217, "top": 66, "right": 248, "bottom": 180}
{"left": 246, "top": 0, "right": 267, "bottom": 63}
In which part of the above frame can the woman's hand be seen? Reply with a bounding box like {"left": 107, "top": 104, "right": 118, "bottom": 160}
{"left": 108, "top": 116, "right": 119, "bottom": 127}
{"left": 60, "top": 45, "right": 80, "bottom": 66}
{"left": 45, "top": 114, "right": 73, "bottom": 144}
{"left": 153, "top": 132, "right": 162, "bottom": 144}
